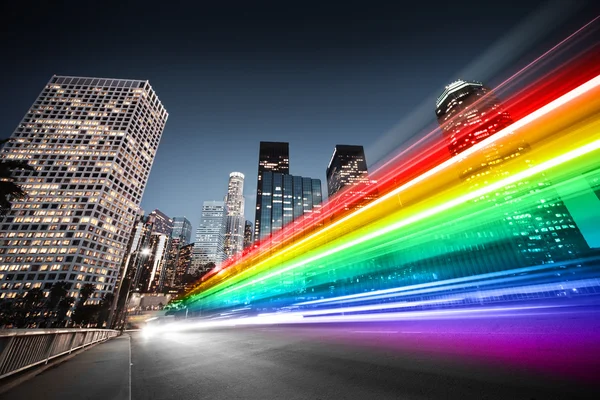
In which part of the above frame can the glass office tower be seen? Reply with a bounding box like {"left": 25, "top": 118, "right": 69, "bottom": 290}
{"left": 254, "top": 142, "right": 289, "bottom": 242}
{"left": 171, "top": 216, "right": 192, "bottom": 245}
{"left": 192, "top": 201, "right": 226, "bottom": 270}
{"left": 257, "top": 172, "right": 322, "bottom": 242}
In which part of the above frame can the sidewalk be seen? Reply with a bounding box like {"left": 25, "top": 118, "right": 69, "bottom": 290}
{"left": 0, "top": 335, "right": 130, "bottom": 400}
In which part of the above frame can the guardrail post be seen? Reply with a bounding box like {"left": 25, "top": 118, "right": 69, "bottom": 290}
{"left": 0, "top": 337, "right": 16, "bottom": 374}
{"left": 45, "top": 334, "right": 58, "bottom": 365}
{"left": 68, "top": 332, "right": 77, "bottom": 354}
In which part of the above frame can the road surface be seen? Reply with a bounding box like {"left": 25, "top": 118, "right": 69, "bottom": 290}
{"left": 3, "top": 307, "right": 599, "bottom": 399}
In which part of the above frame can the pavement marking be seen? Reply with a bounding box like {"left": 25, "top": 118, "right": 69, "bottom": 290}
{"left": 128, "top": 334, "right": 132, "bottom": 400}
{"left": 351, "top": 330, "right": 399, "bottom": 334}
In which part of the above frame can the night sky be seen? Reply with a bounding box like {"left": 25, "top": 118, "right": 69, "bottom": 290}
{"left": 1, "top": 1, "right": 597, "bottom": 232}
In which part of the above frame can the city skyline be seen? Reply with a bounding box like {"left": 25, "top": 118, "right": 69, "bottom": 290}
{"left": 1, "top": 1, "right": 597, "bottom": 237}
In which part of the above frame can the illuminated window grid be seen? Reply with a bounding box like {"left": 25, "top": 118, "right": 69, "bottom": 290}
{"left": 0, "top": 75, "right": 168, "bottom": 302}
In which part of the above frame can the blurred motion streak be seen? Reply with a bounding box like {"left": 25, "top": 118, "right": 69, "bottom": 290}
{"left": 147, "top": 20, "right": 600, "bottom": 383}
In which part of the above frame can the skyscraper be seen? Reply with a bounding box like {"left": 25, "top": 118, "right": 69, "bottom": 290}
{"left": 326, "top": 145, "right": 376, "bottom": 210}
{"left": 171, "top": 216, "right": 192, "bottom": 244}
{"left": 130, "top": 209, "right": 172, "bottom": 293}
{"left": 254, "top": 142, "right": 289, "bottom": 242}
{"left": 164, "top": 237, "right": 194, "bottom": 292}
{"left": 223, "top": 172, "right": 245, "bottom": 260}
{"left": 0, "top": 75, "right": 167, "bottom": 302}
{"left": 173, "top": 243, "right": 193, "bottom": 289}
{"left": 435, "top": 80, "right": 512, "bottom": 157}
{"left": 243, "top": 220, "right": 253, "bottom": 249}
{"left": 256, "top": 171, "right": 322, "bottom": 242}
{"left": 435, "top": 79, "right": 589, "bottom": 266}
{"left": 192, "top": 201, "right": 226, "bottom": 271}
{"left": 326, "top": 145, "right": 369, "bottom": 196}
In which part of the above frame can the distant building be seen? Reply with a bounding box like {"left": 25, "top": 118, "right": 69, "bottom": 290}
{"left": 254, "top": 142, "right": 289, "bottom": 242}
{"left": 256, "top": 172, "right": 322, "bottom": 242}
{"left": 171, "top": 217, "right": 192, "bottom": 244}
{"left": 326, "top": 144, "right": 375, "bottom": 211}
{"left": 149, "top": 209, "right": 173, "bottom": 236}
{"left": 120, "top": 209, "right": 173, "bottom": 294}
{"left": 164, "top": 239, "right": 193, "bottom": 291}
{"left": 174, "top": 243, "right": 194, "bottom": 288}
{"left": 435, "top": 79, "right": 512, "bottom": 157}
{"left": 223, "top": 172, "right": 246, "bottom": 260}
{"left": 244, "top": 220, "right": 253, "bottom": 249}
{"left": 192, "top": 201, "right": 226, "bottom": 271}
{"left": 0, "top": 75, "right": 167, "bottom": 302}
{"left": 326, "top": 145, "right": 369, "bottom": 197}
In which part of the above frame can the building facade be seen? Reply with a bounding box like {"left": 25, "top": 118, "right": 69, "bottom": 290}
{"left": 164, "top": 238, "right": 193, "bottom": 292}
{"left": 171, "top": 216, "right": 192, "bottom": 244}
{"left": 435, "top": 80, "right": 512, "bottom": 157}
{"left": 192, "top": 201, "right": 226, "bottom": 270}
{"left": 0, "top": 75, "right": 167, "bottom": 302}
{"left": 256, "top": 171, "right": 322, "bottom": 242}
{"left": 174, "top": 242, "right": 193, "bottom": 289}
{"left": 223, "top": 172, "right": 245, "bottom": 260}
{"left": 326, "top": 145, "right": 369, "bottom": 197}
{"left": 254, "top": 142, "right": 289, "bottom": 242}
{"left": 435, "top": 79, "right": 589, "bottom": 266}
{"left": 125, "top": 209, "right": 172, "bottom": 294}
{"left": 326, "top": 144, "right": 376, "bottom": 210}
{"left": 243, "top": 220, "right": 253, "bottom": 249}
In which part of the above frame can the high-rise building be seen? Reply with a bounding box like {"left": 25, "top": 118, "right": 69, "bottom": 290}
{"left": 164, "top": 237, "right": 193, "bottom": 292}
{"left": 435, "top": 79, "right": 589, "bottom": 266}
{"left": 256, "top": 171, "right": 322, "bottom": 242}
{"left": 326, "top": 144, "right": 376, "bottom": 210}
{"left": 223, "top": 172, "right": 245, "bottom": 260}
{"left": 192, "top": 201, "right": 226, "bottom": 271}
{"left": 149, "top": 209, "right": 173, "bottom": 236}
{"left": 164, "top": 216, "right": 191, "bottom": 290}
{"left": 243, "top": 220, "right": 253, "bottom": 249}
{"left": 326, "top": 145, "right": 369, "bottom": 197}
{"left": 129, "top": 209, "right": 172, "bottom": 293}
{"left": 171, "top": 216, "right": 192, "bottom": 244}
{"left": 435, "top": 80, "right": 512, "bottom": 157}
{"left": 164, "top": 237, "right": 182, "bottom": 291}
{"left": 0, "top": 75, "right": 167, "bottom": 302}
{"left": 173, "top": 242, "right": 193, "bottom": 289}
{"left": 254, "top": 142, "right": 289, "bottom": 242}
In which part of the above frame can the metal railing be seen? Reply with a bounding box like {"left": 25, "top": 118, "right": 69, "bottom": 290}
{"left": 0, "top": 328, "right": 120, "bottom": 380}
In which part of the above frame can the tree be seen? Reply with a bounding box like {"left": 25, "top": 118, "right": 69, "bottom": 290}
{"left": 95, "top": 293, "right": 114, "bottom": 328}
{"left": 25, "top": 288, "right": 48, "bottom": 327}
{"left": 45, "top": 281, "right": 73, "bottom": 327}
{"left": 72, "top": 284, "right": 97, "bottom": 327}
{"left": 48, "top": 281, "right": 69, "bottom": 310}
{"left": 0, "top": 138, "right": 34, "bottom": 215}
{"left": 56, "top": 296, "right": 75, "bottom": 327}
{"left": 71, "top": 304, "right": 100, "bottom": 326}
{"left": 0, "top": 299, "right": 16, "bottom": 328}
{"left": 78, "top": 283, "right": 96, "bottom": 305}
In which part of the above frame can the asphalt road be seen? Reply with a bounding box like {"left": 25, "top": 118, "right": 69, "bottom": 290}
{"left": 131, "top": 309, "right": 600, "bottom": 400}
{"left": 3, "top": 307, "right": 599, "bottom": 400}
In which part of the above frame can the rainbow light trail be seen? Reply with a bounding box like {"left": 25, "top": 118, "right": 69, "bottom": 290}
{"left": 144, "top": 22, "right": 600, "bottom": 385}
{"left": 176, "top": 63, "right": 600, "bottom": 313}
{"left": 170, "top": 18, "right": 600, "bottom": 326}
